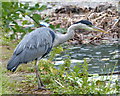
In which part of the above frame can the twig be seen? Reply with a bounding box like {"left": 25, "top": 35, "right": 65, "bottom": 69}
{"left": 54, "top": 80, "right": 64, "bottom": 87}
{"left": 27, "top": 15, "right": 40, "bottom": 27}
{"left": 93, "top": 13, "right": 107, "bottom": 22}
{"left": 86, "top": 10, "right": 94, "bottom": 20}
{"left": 107, "top": 18, "right": 120, "bottom": 32}
{"left": 96, "top": 17, "right": 106, "bottom": 26}
{"left": 89, "top": 33, "right": 105, "bottom": 43}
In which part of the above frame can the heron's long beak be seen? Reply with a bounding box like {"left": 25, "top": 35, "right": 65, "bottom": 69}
{"left": 92, "top": 26, "right": 108, "bottom": 34}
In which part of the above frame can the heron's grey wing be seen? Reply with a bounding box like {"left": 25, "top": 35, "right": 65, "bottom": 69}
{"left": 14, "top": 27, "right": 55, "bottom": 63}
{"left": 7, "top": 27, "right": 55, "bottom": 72}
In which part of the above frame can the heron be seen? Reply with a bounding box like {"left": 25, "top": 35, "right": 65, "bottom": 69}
{"left": 7, "top": 20, "right": 107, "bottom": 90}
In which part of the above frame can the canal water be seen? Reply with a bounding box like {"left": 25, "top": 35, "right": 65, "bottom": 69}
{"left": 54, "top": 43, "right": 119, "bottom": 74}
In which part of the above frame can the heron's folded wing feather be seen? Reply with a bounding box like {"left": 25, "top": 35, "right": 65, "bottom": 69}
{"left": 13, "top": 27, "right": 54, "bottom": 63}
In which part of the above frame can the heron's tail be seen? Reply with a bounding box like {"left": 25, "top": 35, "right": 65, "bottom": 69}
{"left": 7, "top": 55, "right": 21, "bottom": 72}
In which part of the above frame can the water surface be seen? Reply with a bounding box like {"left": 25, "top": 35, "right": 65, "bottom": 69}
{"left": 54, "top": 43, "right": 119, "bottom": 74}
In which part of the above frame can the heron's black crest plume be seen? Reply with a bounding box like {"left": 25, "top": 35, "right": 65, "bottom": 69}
{"left": 74, "top": 20, "right": 93, "bottom": 26}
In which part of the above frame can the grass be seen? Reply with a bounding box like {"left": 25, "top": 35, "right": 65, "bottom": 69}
{"left": 1, "top": 41, "right": 120, "bottom": 94}
{"left": 0, "top": 41, "right": 19, "bottom": 94}
{"left": 0, "top": 65, "right": 19, "bottom": 94}
{"left": 0, "top": 64, "right": 2, "bottom": 95}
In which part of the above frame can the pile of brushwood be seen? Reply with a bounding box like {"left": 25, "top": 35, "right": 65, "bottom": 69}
{"left": 43, "top": 4, "right": 119, "bottom": 45}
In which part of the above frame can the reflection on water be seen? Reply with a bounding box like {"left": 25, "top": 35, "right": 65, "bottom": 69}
{"left": 54, "top": 43, "right": 119, "bottom": 74}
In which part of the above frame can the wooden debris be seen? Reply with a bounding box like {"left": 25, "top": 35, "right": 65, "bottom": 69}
{"left": 44, "top": 3, "right": 119, "bottom": 45}
{"left": 55, "top": 5, "right": 93, "bottom": 14}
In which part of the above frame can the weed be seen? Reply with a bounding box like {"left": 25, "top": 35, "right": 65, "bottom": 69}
{"left": 1, "top": 65, "right": 18, "bottom": 94}
{"left": 2, "top": 43, "right": 119, "bottom": 94}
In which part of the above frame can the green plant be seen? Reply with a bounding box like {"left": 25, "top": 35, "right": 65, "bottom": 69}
{"left": 1, "top": 65, "right": 18, "bottom": 94}
{"left": 39, "top": 57, "right": 119, "bottom": 94}
{"left": 2, "top": 2, "right": 47, "bottom": 40}
{"left": 49, "top": 45, "right": 64, "bottom": 61}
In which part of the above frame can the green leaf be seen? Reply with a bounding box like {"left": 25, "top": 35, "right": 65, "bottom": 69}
{"left": 24, "top": 3, "right": 29, "bottom": 9}
{"left": 11, "top": 27, "right": 17, "bottom": 32}
{"left": 20, "top": 3, "right": 24, "bottom": 7}
{"left": 49, "top": 24, "right": 55, "bottom": 29}
{"left": 18, "top": 8, "right": 25, "bottom": 13}
{"left": 56, "top": 24, "right": 60, "bottom": 28}
{"left": 54, "top": 46, "right": 63, "bottom": 54}
{"left": 35, "top": 3, "right": 39, "bottom": 8}
{"left": 29, "top": 7, "right": 35, "bottom": 11}
{"left": 22, "top": 20, "right": 28, "bottom": 25}
{"left": 10, "top": 34, "right": 15, "bottom": 40}
{"left": 38, "top": 5, "right": 47, "bottom": 11}
{"left": 14, "top": 2, "right": 18, "bottom": 9}
{"left": 12, "top": 21, "right": 18, "bottom": 25}
{"left": 32, "top": 14, "right": 41, "bottom": 21}
{"left": 43, "top": 17, "right": 50, "bottom": 22}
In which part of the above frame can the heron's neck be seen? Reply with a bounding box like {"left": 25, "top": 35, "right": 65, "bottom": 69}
{"left": 53, "top": 25, "right": 76, "bottom": 47}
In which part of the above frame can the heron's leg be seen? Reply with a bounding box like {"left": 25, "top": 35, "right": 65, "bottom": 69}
{"left": 34, "top": 59, "right": 51, "bottom": 90}
{"left": 35, "top": 59, "right": 44, "bottom": 88}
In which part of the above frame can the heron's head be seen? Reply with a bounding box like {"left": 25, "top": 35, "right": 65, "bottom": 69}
{"left": 73, "top": 20, "right": 108, "bottom": 33}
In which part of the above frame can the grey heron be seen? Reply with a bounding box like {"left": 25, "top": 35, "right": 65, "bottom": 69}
{"left": 7, "top": 20, "right": 107, "bottom": 90}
